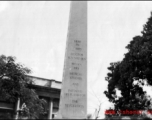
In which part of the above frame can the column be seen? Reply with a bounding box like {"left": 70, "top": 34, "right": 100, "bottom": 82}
{"left": 48, "top": 98, "right": 53, "bottom": 119}
{"left": 14, "top": 97, "right": 20, "bottom": 119}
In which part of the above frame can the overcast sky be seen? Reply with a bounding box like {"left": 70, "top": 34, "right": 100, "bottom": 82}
{"left": 1, "top": 1, "right": 152, "bottom": 118}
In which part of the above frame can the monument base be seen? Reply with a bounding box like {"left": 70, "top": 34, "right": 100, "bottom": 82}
{"left": 54, "top": 113, "right": 62, "bottom": 119}
{"left": 54, "top": 112, "right": 87, "bottom": 119}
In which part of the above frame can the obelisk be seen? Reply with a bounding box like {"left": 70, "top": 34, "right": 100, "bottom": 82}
{"left": 58, "top": 1, "right": 87, "bottom": 119}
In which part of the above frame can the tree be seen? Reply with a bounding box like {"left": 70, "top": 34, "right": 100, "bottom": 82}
{"left": 0, "top": 55, "right": 46, "bottom": 119}
{"left": 104, "top": 12, "right": 152, "bottom": 118}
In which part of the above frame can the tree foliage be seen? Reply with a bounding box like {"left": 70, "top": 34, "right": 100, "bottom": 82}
{"left": 104, "top": 12, "right": 152, "bottom": 117}
{"left": 0, "top": 55, "right": 46, "bottom": 119}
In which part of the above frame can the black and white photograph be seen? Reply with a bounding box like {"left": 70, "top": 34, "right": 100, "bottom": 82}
{"left": 1, "top": 1, "right": 152, "bottom": 119}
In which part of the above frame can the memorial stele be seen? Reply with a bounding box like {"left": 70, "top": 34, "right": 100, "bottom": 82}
{"left": 57, "top": 1, "right": 87, "bottom": 119}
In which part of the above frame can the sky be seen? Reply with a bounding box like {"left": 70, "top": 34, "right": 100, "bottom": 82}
{"left": 1, "top": 1, "right": 152, "bottom": 119}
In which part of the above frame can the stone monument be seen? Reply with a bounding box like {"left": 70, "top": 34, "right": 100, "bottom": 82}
{"left": 58, "top": 1, "right": 87, "bottom": 119}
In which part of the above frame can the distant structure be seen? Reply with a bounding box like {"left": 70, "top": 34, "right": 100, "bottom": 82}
{"left": 0, "top": 75, "right": 61, "bottom": 119}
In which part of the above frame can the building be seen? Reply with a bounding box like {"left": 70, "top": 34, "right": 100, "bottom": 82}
{"left": 0, "top": 75, "right": 62, "bottom": 119}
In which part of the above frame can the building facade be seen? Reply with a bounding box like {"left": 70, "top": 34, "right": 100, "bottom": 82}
{"left": 0, "top": 75, "right": 61, "bottom": 119}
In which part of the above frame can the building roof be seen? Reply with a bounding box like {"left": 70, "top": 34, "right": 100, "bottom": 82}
{"left": 27, "top": 75, "right": 62, "bottom": 89}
